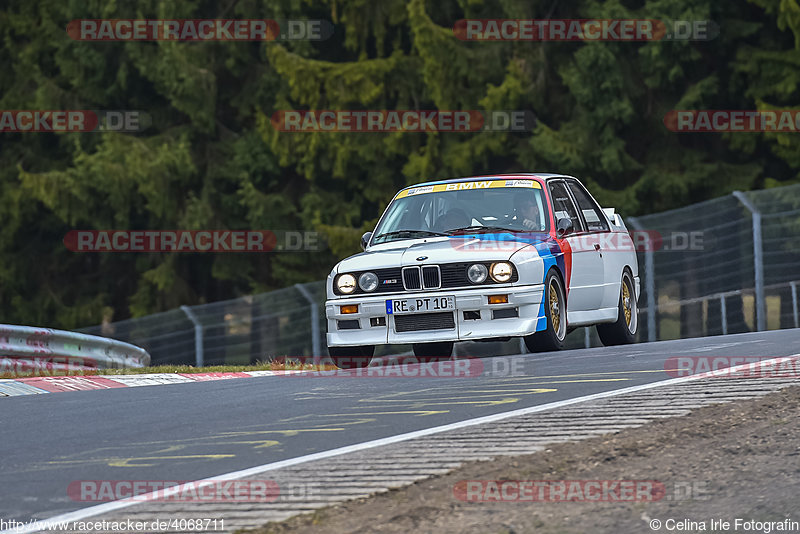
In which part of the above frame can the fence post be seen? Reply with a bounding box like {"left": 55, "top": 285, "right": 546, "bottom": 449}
{"left": 295, "top": 283, "right": 322, "bottom": 362}
{"left": 720, "top": 294, "right": 728, "bottom": 335}
{"left": 733, "top": 191, "right": 766, "bottom": 332}
{"left": 627, "top": 217, "right": 656, "bottom": 342}
{"left": 792, "top": 281, "right": 799, "bottom": 329}
{"left": 180, "top": 305, "right": 204, "bottom": 367}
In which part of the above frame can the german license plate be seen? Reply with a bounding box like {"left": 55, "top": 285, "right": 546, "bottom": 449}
{"left": 386, "top": 295, "right": 455, "bottom": 315}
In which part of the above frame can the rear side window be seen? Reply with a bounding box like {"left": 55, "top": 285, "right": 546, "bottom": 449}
{"left": 567, "top": 181, "right": 609, "bottom": 232}
{"left": 548, "top": 181, "right": 584, "bottom": 232}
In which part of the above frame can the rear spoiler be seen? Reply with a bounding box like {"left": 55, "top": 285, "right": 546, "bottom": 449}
{"left": 603, "top": 207, "right": 627, "bottom": 230}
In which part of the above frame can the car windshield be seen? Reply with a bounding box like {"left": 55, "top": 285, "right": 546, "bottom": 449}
{"left": 372, "top": 181, "right": 549, "bottom": 244}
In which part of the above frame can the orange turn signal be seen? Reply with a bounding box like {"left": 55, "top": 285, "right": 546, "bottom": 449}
{"left": 488, "top": 294, "right": 509, "bottom": 305}
{"left": 340, "top": 304, "right": 359, "bottom": 314}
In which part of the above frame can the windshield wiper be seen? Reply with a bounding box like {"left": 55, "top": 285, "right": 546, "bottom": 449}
{"left": 374, "top": 229, "right": 450, "bottom": 242}
{"left": 445, "top": 225, "right": 521, "bottom": 234}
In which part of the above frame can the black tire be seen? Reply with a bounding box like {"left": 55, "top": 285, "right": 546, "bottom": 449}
{"left": 412, "top": 341, "right": 454, "bottom": 360}
{"left": 524, "top": 269, "right": 567, "bottom": 353}
{"left": 327, "top": 345, "right": 374, "bottom": 368}
{"left": 596, "top": 270, "right": 638, "bottom": 346}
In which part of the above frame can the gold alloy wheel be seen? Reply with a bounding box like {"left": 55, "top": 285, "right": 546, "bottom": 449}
{"left": 622, "top": 280, "right": 632, "bottom": 327}
{"left": 549, "top": 282, "right": 561, "bottom": 334}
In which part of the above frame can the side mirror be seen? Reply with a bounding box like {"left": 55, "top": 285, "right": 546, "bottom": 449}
{"left": 360, "top": 231, "right": 373, "bottom": 250}
{"left": 556, "top": 217, "right": 574, "bottom": 238}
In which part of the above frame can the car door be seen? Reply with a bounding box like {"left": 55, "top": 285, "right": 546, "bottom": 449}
{"left": 548, "top": 180, "right": 605, "bottom": 314}
{"left": 565, "top": 179, "right": 618, "bottom": 310}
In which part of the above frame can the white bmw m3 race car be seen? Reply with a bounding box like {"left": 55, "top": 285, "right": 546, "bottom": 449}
{"left": 325, "top": 174, "right": 640, "bottom": 367}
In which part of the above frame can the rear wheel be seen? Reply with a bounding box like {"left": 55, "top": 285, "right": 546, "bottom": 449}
{"left": 524, "top": 270, "right": 567, "bottom": 353}
{"left": 327, "top": 345, "right": 374, "bottom": 368}
{"left": 412, "top": 341, "right": 454, "bottom": 360}
{"left": 596, "top": 270, "right": 638, "bottom": 346}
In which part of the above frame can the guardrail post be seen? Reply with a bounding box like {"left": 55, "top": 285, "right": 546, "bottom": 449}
{"left": 720, "top": 294, "right": 728, "bottom": 335}
{"left": 627, "top": 217, "right": 656, "bottom": 342}
{"left": 180, "top": 305, "right": 204, "bottom": 367}
{"left": 733, "top": 191, "right": 766, "bottom": 332}
{"left": 792, "top": 281, "right": 799, "bottom": 329}
{"left": 295, "top": 283, "right": 322, "bottom": 362}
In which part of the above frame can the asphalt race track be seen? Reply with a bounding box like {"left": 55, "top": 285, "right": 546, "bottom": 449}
{"left": 2, "top": 329, "right": 799, "bottom": 522}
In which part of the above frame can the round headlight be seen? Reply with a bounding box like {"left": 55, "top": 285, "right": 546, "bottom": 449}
{"left": 490, "top": 262, "right": 513, "bottom": 283}
{"left": 467, "top": 263, "right": 488, "bottom": 284}
{"left": 358, "top": 272, "right": 379, "bottom": 292}
{"left": 336, "top": 273, "right": 357, "bottom": 294}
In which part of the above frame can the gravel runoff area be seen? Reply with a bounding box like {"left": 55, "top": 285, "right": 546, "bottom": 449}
{"left": 245, "top": 385, "right": 800, "bottom": 534}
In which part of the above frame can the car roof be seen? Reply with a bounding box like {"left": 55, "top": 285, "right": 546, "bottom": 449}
{"left": 401, "top": 173, "right": 578, "bottom": 191}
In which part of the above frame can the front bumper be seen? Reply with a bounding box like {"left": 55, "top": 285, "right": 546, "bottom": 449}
{"left": 326, "top": 284, "right": 545, "bottom": 347}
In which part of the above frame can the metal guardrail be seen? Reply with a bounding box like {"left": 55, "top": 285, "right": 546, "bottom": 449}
{"left": 0, "top": 325, "right": 151, "bottom": 375}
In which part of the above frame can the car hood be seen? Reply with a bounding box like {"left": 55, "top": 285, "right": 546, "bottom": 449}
{"left": 335, "top": 233, "right": 554, "bottom": 272}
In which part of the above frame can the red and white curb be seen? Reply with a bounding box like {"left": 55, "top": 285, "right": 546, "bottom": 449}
{"left": 0, "top": 353, "right": 473, "bottom": 397}
{"left": 0, "top": 370, "right": 300, "bottom": 397}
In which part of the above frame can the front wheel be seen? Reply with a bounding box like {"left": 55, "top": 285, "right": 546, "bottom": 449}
{"left": 327, "top": 345, "right": 374, "bottom": 368}
{"left": 596, "top": 270, "right": 638, "bottom": 346}
{"left": 412, "top": 341, "right": 454, "bottom": 360}
{"left": 524, "top": 270, "right": 567, "bottom": 353}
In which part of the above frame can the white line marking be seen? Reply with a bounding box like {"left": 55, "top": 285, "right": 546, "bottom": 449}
{"left": 7, "top": 354, "right": 799, "bottom": 534}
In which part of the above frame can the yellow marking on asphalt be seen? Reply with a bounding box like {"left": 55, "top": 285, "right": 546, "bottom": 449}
{"left": 46, "top": 454, "right": 236, "bottom": 468}
{"left": 149, "top": 444, "right": 186, "bottom": 454}
{"left": 292, "top": 378, "right": 622, "bottom": 408}
{"left": 214, "top": 440, "right": 280, "bottom": 449}
{"left": 107, "top": 454, "right": 236, "bottom": 467}
{"left": 321, "top": 410, "right": 449, "bottom": 417}
{"left": 292, "top": 372, "right": 646, "bottom": 401}
{"left": 405, "top": 398, "right": 520, "bottom": 408}
{"left": 293, "top": 391, "right": 378, "bottom": 399}
{"left": 272, "top": 413, "right": 375, "bottom": 432}
{"left": 220, "top": 427, "right": 354, "bottom": 438}
{"left": 359, "top": 386, "right": 446, "bottom": 399}
{"left": 487, "top": 369, "right": 668, "bottom": 381}
{"left": 521, "top": 378, "right": 630, "bottom": 384}
{"left": 48, "top": 422, "right": 369, "bottom": 462}
{"left": 362, "top": 388, "right": 557, "bottom": 402}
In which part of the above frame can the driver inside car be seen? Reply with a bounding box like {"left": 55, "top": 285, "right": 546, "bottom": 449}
{"left": 514, "top": 195, "right": 544, "bottom": 231}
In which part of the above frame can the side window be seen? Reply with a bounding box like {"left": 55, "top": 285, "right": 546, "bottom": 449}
{"left": 567, "top": 181, "right": 609, "bottom": 232}
{"left": 549, "top": 181, "right": 584, "bottom": 232}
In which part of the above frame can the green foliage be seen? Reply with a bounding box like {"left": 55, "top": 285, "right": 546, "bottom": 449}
{"left": 0, "top": 0, "right": 798, "bottom": 328}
